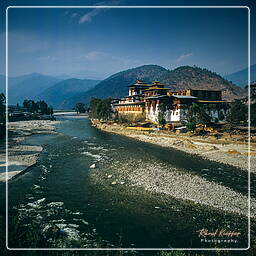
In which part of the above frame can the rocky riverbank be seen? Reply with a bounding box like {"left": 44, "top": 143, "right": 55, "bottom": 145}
{"left": 91, "top": 120, "right": 256, "bottom": 173}
{"left": 89, "top": 157, "right": 256, "bottom": 218}
{"left": 89, "top": 120, "right": 256, "bottom": 218}
{"left": 0, "top": 120, "right": 60, "bottom": 182}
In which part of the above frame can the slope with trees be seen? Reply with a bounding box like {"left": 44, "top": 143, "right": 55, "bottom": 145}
{"left": 159, "top": 66, "right": 246, "bottom": 101}
{"left": 36, "top": 78, "right": 100, "bottom": 108}
{"left": 64, "top": 65, "right": 246, "bottom": 108}
{"left": 62, "top": 65, "right": 167, "bottom": 108}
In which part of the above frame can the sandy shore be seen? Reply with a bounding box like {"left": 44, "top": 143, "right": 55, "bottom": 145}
{"left": 91, "top": 120, "right": 256, "bottom": 173}
{"left": 0, "top": 120, "right": 59, "bottom": 182}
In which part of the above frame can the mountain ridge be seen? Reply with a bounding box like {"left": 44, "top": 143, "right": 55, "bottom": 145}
{"left": 37, "top": 78, "right": 100, "bottom": 108}
{"left": 159, "top": 65, "right": 245, "bottom": 100}
{"left": 61, "top": 65, "right": 168, "bottom": 108}
{"left": 62, "top": 65, "right": 246, "bottom": 108}
{"left": 224, "top": 64, "right": 256, "bottom": 87}
{"left": 0, "top": 73, "right": 62, "bottom": 104}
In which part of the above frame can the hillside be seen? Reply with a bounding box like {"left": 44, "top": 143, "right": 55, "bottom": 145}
{"left": 37, "top": 78, "right": 100, "bottom": 108}
{"left": 61, "top": 65, "right": 167, "bottom": 108}
{"left": 159, "top": 66, "right": 246, "bottom": 100}
{"left": 7, "top": 73, "right": 61, "bottom": 104}
{"left": 224, "top": 64, "right": 256, "bottom": 87}
{"left": 63, "top": 65, "right": 245, "bottom": 107}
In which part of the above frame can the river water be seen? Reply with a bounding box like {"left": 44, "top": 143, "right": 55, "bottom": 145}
{"left": 3, "top": 114, "right": 250, "bottom": 249}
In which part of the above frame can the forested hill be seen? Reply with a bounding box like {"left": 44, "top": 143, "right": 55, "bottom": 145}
{"left": 60, "top": 65, "right": 246, "bottom": 108}
{"left": 61, "top": 65, "right": 167, "bottom": 108}
{"left": 36, "top": 78, "right": 100, "bottom": 108}
{"left": 159, "top": 66, "right": 246, "bottom": 100}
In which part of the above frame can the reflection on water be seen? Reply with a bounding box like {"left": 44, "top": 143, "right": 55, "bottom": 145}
{"left": 4, "top": 115, "right": 249, "bottom": 248}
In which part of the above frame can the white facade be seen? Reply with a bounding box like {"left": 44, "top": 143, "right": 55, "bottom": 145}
{"left": 145, "top": 103, "right": 187, "bottom": 123}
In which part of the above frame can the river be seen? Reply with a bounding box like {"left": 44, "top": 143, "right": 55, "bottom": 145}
{"left": 1, "top": 114, "right": 250, "bottom": 249}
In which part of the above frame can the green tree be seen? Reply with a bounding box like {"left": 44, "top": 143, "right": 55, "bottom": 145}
{"left": 39, "top": 100, "right": 49, "bottom": 114}
{"left": 251, "top": 103, "right": 256, "bottom": 126}
{"left": 227, "top": 99, "right": 247, "bottom": 124}
{"left": 157, "top": 97, "right": 173, "bottom": 128}
{"left": 158, "top": 103, "right": 167, "bottom": 128}
{"left": 23, "top": 99, "right": 52, "bottom": 115}
{"left": 96, "top": 98, "right": 113, "bottom": 120}
{"left": 186, "top": 121, "right": 196, "bottom": 132}
{"left": 23, "top": 99, "right": 39, "bottom": 113}
{"left": 89, "top": 98, "right": 113, "bottom": 120}
{"left": 49, "top": 107, "right": 54, "bottom": 116}
{"left": 90, "top": 98, "right": 101, "bottom": 118}
{"left": 251, "top": 83, "right": 256, "bottom": 100}
{"left": 218, "top": 110, "right": 225, "bottom": 121}
{"left": 186, "top": 103, "right": 211, "bottom": 126}
{"left": 75, "top": 102, "right": 86, "bottom": 114}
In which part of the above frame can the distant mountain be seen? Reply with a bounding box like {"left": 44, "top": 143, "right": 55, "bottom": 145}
{"left": 61, "top": 65, "right": 167, "bottom": 108}
{"left": 56, "top": 70, "right": 108, "bottom": 80}
{"left": 36, "top": 78, "right": 100, "bottom": 108}
{"left": 159, "top": 66, "right": 246, "bottom": 100}
{"left": 6, "top": 73, "right": 61, "bottom": 104}
{"left": 63, "top": 65, "right": 246, "bottom": 107}
{"left": 224, "top": 64, "right": 256, "bottom": 87}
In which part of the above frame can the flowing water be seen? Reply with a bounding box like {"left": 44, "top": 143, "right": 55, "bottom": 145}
{"left": 1, "top": 114, "right": 250, "bottom": 249}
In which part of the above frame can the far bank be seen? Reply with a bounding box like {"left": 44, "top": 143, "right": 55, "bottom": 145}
{"left": 91, "top": 119, "right": 256, "bottom": 173}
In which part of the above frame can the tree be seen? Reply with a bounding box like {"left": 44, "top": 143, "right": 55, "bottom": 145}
{"left": 39, "top": 101, "right": 49, "bottom": 114}
{"left": 89, "top": 98, "right": 113, "bottom": 120}
{"left": 90, "top": 98, "right": 101, "bottom": 118}
{"left": 251, "top": 84, "right": 256, "bottom": 100}
{"left": 96, "top": 99, "right": 113, "bottom": 120}
{"left": 23, "top": 99, "right": 39, "bottom": 113}
{"left": 158, "top": 103, "right": 167, "bottom": 128}
{"left": 186, "top": 121, "right": 196, "bottom": 132}
{"left": 227, "top": 100, "right": 247, "bottom": 124}
{"left": 245, "top": 83, "right": 256, "bottom": 126}
{"left": 49, "top": 107, "right": 54, "bottom": 116}
{"left": 23, "top": 99, "right": 52, "bottom": 115}
{"left": 186, "top": 103, "right": 211, "bottom": 126}
{"left": 157, "top": 97, "right": 173, "bottom": 128}
{"left": 219, "top": 111, "right": 225, "bottom": 121}
{"left": 251, "top": 104, "right": 256, "bottom": 126}
{"left": 75, "top": 102, "right": 86, "bottom": 114}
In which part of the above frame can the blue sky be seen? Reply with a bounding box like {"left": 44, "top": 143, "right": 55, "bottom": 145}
{"left": 0, "top": 0, "right": 255, "bottom": 78}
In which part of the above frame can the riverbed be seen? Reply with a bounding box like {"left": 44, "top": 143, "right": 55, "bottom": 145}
{"left": 0, "top": 114, "right": 254, "bottom": 249}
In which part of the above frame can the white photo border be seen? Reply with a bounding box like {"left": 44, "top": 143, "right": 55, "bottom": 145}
{"left": 5, "top": 5, "right": 251, "bottom": 251}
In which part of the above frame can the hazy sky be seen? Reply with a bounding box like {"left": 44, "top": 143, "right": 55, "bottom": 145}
{"left": 0, "top": 0, "right": 255, "bottom": 77}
